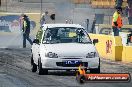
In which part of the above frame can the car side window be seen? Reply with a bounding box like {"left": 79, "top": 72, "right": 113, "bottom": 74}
{"left": 36, "top": 29, "right": 43, "bottom": 43}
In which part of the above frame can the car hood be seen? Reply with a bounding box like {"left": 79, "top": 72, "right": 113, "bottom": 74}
{"left": 40, "top": 43, "right": 97, "bottom": 57}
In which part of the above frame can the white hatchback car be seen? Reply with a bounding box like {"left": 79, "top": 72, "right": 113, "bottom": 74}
{"left": 31, "top": 24, "right": 100, "bottom": 75}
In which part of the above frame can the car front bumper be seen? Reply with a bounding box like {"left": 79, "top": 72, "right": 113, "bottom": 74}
{"left": 41, "top": 57, "right": 100, "bottom": 70}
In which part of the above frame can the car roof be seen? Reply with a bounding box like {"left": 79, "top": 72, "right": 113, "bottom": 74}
{"left": 42, "top": 24, "right": 84, "bottom": 30}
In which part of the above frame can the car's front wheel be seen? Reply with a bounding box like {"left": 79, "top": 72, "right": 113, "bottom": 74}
{"left": 38, "top": 58, "right": 48, "bottom": 75}
{"left": 90, "top": 58, "right": 100, "bottom": 73}
{"left": 76, "top": 74, "right": 86, "bottom": 84}
{"left": 31, "top": 55, "right": 37, "bottom": 72}
{"left": 90, "top": 67, "right": 100, "bottom": 73}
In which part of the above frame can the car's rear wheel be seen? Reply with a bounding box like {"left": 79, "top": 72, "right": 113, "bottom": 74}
{"left": 38, "top": 58, "right": 48, "bottom": 75}
{"left": 31, "top": 55, "right": 37, "bottom": 72}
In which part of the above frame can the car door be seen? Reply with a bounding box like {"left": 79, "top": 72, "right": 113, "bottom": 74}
{"left": 32, "top": 29, "right": 43, "bottom": 64}
{"left": 32, "top": 43, "right": 39, "bottom": 64}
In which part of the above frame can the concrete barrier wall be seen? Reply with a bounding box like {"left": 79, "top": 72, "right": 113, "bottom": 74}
{"left": 122, "top": 46, "right": 132, "bottom": 63}
{"left": 89, "top": 34, "right": 132, "bottom": 63}
{"left": 89, "top": 34, "right": 123, "bottom": 61}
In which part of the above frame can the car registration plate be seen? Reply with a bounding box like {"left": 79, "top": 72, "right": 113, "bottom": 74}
{"left": 64, "top": 60, "right": 81, "bottom": 65}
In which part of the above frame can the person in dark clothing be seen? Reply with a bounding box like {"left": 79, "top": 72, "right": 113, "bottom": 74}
{"left": 0, "top": 0, "right": 1, "bottom": 7}
{"left": 127, "top": 31, "right": 132, "bottom": 45}
{"left": 22, "top": 15, "right": 32, "bottom": 48}
{"left": 91, "top": 18, "right": 96, "bottom": 33}
{"left": 127, "top": 0, "right": 132, "bottom": 25}
{"left": 115, "top": 0, "right": 123, "bottom": 8}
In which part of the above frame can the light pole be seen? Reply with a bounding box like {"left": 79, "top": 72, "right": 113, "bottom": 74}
{"left": 6, "top": 0, "right": 7, "bottom": 11}
{"left": 0, "top": 0, "right": 1, "bottom": 7}
{"left": 40, "top": 0, "right": 42, "bottom": 17}
{"left": 40, "top": 0, "right": 43, "bottom": 27}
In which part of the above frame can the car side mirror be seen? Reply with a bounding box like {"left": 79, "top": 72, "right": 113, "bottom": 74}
{"left": 93, "top": 39, "right": 98, "bottom": 45}
{"left": 33, "top": 39, "right": 39, "bottom": 44}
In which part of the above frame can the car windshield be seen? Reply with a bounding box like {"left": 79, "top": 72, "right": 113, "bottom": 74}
{"left": 42, "top": 27, "right": 92, "bottom": 44}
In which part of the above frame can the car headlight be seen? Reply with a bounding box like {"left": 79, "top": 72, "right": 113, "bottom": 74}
{"left": 86, "top": 52, "right": 98, "bottom": 58}
{"left": 45, "top": 52, "right": 58, "bottom": 58}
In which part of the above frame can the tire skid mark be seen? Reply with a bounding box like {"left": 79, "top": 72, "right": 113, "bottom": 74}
{"left": 0, "top": 49, "right": 70, "bottom": 87}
